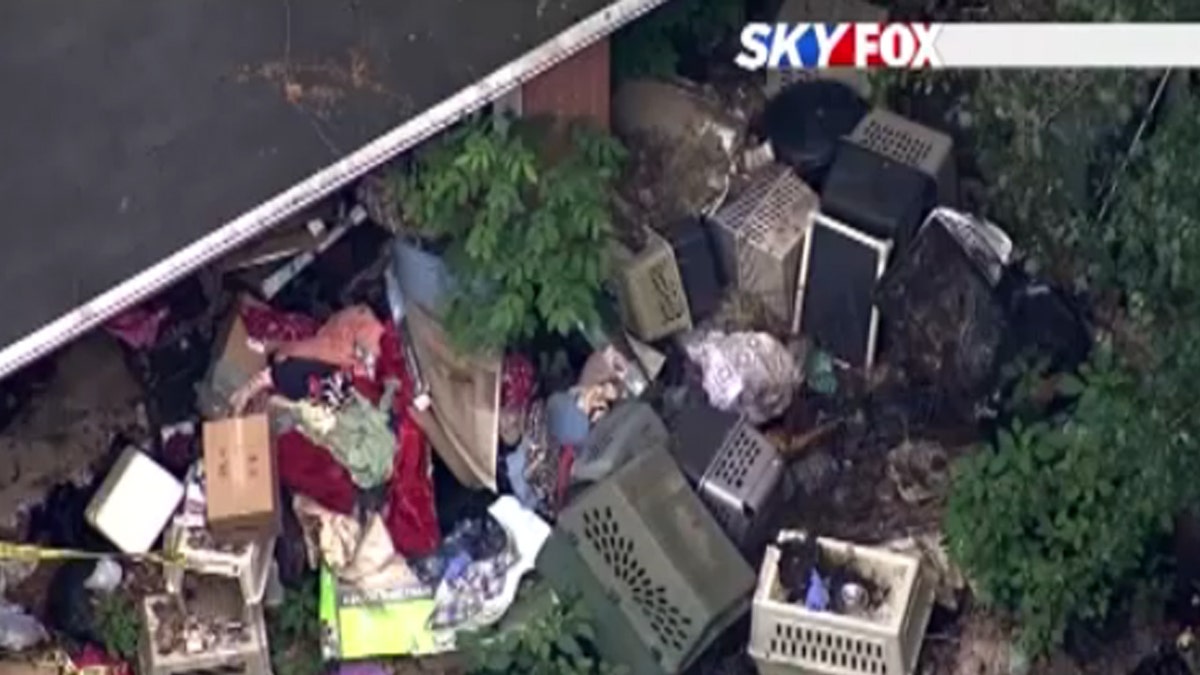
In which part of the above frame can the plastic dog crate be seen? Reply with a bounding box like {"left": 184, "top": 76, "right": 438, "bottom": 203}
{"left": 821, "top": 141, "right": 937, "bottom": 250}
{"left": 794, "top": 214, "right": 892, "bottom": 368}
{"left": 848, "top": 109, "right": 957, "bottom": 207}
{"left": 711, "top": 165, "right": 818, "bottom": 324}
{"left": 671, "top": 405, "right": 791, "bottom": 551}
{"left": 138, "top": 588, "right": 272, "bottom": 675}
{"left": 572, "top": 401, "right": 670, "bottom": 484}
{"left": 163, "top": 523, "right": 276, "bottom": 604}
{"left": 749, "top": 535, "right": 934, "bottom": 675}
{"left": 667, "top": 217, "right": 725, "bottom": 321}
{"left": 766, "top": 0, "right": 888, "bottom": 98}
{"left": 554, "top": 447, "right": 756, "bottom": 674}
{"left": 610, "top": 226, "right": 692, "bottom": 342}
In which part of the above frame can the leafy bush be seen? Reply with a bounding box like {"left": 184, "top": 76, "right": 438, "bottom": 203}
{"left": 611, "top": 0, "right": 743, "bottom": 79}
{"left": 93, "top": 592, "right": 140, "bottom": 662}
{"left": 266, "top": 575, "right": 322, "bottom": 675}
{"left": 459, "top": 593, "right": 621, "bottom": 675}
{"left": 397, "top": 117, "right": 625, "bottom": 353}
{"left": 946, "top": 350, "right": 1180, "bottom": 654}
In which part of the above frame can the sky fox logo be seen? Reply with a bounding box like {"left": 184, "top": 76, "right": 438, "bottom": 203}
{"left": 735, "top": 22, "right": 942, "bottom": 69}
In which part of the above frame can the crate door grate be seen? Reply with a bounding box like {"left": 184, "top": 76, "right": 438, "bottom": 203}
{"left": 856, "top": 116, "right": 936, "bottom": 169}
{"left": 768, "top": 623, "right": 890, "bottom": 674}
{"left": 581, "top": 505, "right": 694, "bottom": 654}
{"left": 648, "top": 258, "right": 688, "bottom": 326}
{"left": 709, "top": 423, "right": 761, "bottom": 492}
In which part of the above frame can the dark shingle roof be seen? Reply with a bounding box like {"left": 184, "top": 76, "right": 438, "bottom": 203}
{"left": 0, "top": 0, "right": 614, "bottom": 355}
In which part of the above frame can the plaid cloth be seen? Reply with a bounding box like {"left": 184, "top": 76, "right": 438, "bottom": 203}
{"left": 427, "top": 548, "right": 517, "bottom": 630}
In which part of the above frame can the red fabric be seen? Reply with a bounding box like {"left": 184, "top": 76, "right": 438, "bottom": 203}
{"left": 239, "top": 302, "right": 320, "bottom": 343}
{"left": 555, "top": 445, "right": 575, "bottom": 513}
{"left": 501, "top": 354, "right": 536, "bottom": 412}
{"left": 73, "top": 644, "right": 132, "bottom": 675}
{"left": 354, "top": 322, "right": 440, "bottom": 557}
{"left": 277, "top": 430, "right": 357, "bottom": 515}
{"left": 105, "top": 304, "right": 170, "bottom": 349}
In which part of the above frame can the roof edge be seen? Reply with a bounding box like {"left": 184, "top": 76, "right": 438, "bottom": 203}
{"left": 0, "top": 0, "right": 671, "bottom": 380}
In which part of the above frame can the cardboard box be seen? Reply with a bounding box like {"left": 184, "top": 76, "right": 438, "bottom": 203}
{"left": 202, "top": 414, "right": 280, "bottom": 542}
{"left": 198, "top": 297, "right": 268, "bottom": 419}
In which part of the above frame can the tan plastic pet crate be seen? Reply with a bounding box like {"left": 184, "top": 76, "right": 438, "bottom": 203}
{"left": 766, "top": 0, "right": 888, "bottom": 98}
{"left": 610, "top": 225, "right": 692, "bottom": 342}
{"left": 138, "top": 585, "right": 272, "bottom": 675}
{"left": 711, "top": 165, "right": 818, "bottom": 324}
{"left": 749, "top": 534, "right": 933, "bottom": 675}
{"left": 847, "top": 109, "right": 957, "bottom": 207}
{"left": 163, "top": 523, "right": 276, "bottom": 604}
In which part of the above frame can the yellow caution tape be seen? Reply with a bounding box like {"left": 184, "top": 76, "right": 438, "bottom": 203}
{"left": 0, "top": 541, "right": 181, "bottom": 566}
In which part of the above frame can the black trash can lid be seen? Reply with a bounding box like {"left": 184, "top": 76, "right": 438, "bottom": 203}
{"left": 763, "top": 80, "right": 869, "bottom": 185}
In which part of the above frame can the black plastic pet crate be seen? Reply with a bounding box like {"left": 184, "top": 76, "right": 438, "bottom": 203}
{"left": 820, "top": 140, "right": 936, "bottom": 251}
{"left": 847, "top": 108, "right": 958, "bottom": 207}
{"left": 667, "top": 217, "right": 725, "bottom": 322}
{"left": 794, "top": 213, "right": 892, "bottom": 368}
{"left": 672, "top": 403, "right": 792, "bottom": 552}
{"left": 543, "top": 447, "right": 755, "bottom": 674}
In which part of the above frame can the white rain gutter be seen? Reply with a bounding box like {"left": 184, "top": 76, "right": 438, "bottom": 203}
{"left": 0, "top": 0, "right": 671, "bottom": 381}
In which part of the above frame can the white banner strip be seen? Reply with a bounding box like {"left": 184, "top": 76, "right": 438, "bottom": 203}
{"left": 937, "top": 24, "right": 1200, "bottom": 68}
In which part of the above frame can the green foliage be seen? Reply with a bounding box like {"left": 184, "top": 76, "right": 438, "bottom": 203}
{"left": 459, "top": 593, "right": 621, "bottom": 675}
{"left": 945, "top": 350, "right": 1194, "bottom": 656}
{"left": 267, "top": 576, "right": 322, "bottom": 675}
{"left": 93, "top": 592, "right": 140, "bottom": 662}
{"left": 1088, "top": 93, "right": 1200, "bottom": 322}
{"left": 398, "top": 117, "right": 625, "bottom": 353}
{"left": 612, "top": 0, "right": 744, "bottom": 79}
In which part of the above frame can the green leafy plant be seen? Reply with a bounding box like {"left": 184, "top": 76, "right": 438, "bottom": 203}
{"left": 611, "top": 0, "right": 743, "bottom": 79}
{"left": 267, "top": 575, "right": 322, "bottom": 675}
{"left": 397, "top": 117, "right": 625, "bottom": 353}
{"left": 93, "top": 592, "right": 140, "bottom": 662}
{"left": 459, "top": 593, "right": 621, "bottom": 675}
{"left": 945, "top": 348, "right": 1198, "bottom": 656}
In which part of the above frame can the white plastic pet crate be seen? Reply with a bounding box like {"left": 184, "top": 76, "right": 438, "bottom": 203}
{"left": 572, "top": 401, "right": 670, "bottom": 484}
{"left": 749, "top": 536, "right": 934, "bottom": 675}
{"left": 766, "top": 0, "right": 887, "bottom": 98}
{"left": 697, "top": 418, "right": 790, "bottom": 550}
{"left": 847, "top": 109, "right": 957, "bottom": 207}
{"left": 139, "top": 592, "right": 272, "bottom": 675}
{"left": 711, "top": 165, "right": 818, "bottom": 324}
{"left": 163, "top": 523, "right": 276, "bottom": 604}
{"left": 610, "top": 226, "right": 693, "bottom": 342}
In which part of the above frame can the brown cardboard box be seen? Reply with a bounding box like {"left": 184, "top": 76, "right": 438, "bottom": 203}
{"left": 198, "top": 296, "right": 268, "bottom": 419}
{"left": 202, "top": 414, "right": 280, "bottom": 542}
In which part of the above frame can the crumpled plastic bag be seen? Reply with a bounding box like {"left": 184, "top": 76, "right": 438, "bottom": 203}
{"left": 0, "top": 601, "right": 47, "bottom": 651}
{"left": 683, "top": 330, "right": 801, "bottom": 423}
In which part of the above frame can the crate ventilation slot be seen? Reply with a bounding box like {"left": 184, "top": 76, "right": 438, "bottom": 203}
{"left": 648, "top": 261, "right": 687, "bottom": 322}
{"left": 581, "top": 506, "right": 694, "bottom": 652}
{"left": 709, "top": 425, "right": 761, "bottom": 491}
{"left": 768, "top": 624, "right": 890, "bottom": 674}
{"left": 857, "top": 118, "right": 935, "bottom": 167}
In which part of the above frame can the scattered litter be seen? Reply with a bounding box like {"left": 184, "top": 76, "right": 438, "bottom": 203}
{"left": 683, "top": 329, "right": 800, "bottom": 423}
{"left": 0, "top": 600, "right": 46, "bottom": 651}
{"left": 887, "top": 440, "right": 951, "bottom": 506}
{"left": 82, "top": 557, "right": 122, "bottom": 593}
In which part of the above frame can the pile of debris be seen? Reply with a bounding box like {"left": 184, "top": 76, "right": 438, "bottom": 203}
{"left": 0, "top": 18, "right": 1102, "bottom": 675}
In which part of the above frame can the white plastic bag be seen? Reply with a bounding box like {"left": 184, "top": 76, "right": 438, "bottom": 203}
{"left": 683, "top": 330, "right": 801, "bottom": 423}
{"left": 0, "top": 601, "right": 46, "bottom": 651}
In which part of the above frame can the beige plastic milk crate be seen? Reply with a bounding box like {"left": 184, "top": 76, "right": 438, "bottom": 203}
{"left": 163, "top": 523, "right": 276, "bottom": 604}
{"left": 749, "top": 534, "right": 934, "bottom": 675}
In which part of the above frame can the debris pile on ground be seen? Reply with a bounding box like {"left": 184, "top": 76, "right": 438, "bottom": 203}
{"left": 0, "top": 14, "right": 1156, "bottom": 675}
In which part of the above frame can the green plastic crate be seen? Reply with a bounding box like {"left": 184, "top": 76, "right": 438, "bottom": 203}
{"left": 539, "top": 447, "right": 755, "bottom": 674}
